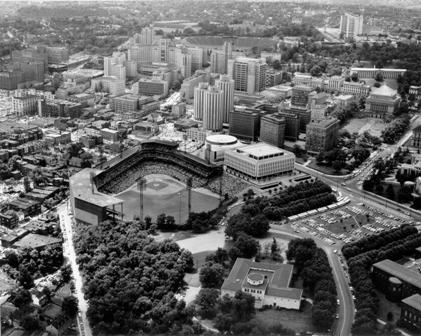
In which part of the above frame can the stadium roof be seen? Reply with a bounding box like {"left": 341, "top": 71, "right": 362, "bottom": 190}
{"left": 70, "top": 168, "right": 123, "bottom": 208}
{"left": 402, "top": 294, "right": 421, "bottom": 311}
{"left": 373, "top": 259, "right": 421, "bottom": 290}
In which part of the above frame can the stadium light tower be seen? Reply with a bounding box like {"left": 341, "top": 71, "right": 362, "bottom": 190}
{"left": 138, "top": 178, "right": 146, "bottom": 221}
{"left": 187, "top": 177, "right": 192, "bottom": 216}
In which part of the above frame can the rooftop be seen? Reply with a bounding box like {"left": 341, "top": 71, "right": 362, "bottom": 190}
{"left": 373, "top": 259, "right": 421, "bottom": 290}
{"left": 402, "top": 294, "right": 421, "bottom": 311}
{"left": 237, "top": 143, "right": 286, "bottom": 158}
{"left": 370, "top": 85, "right": 397, "bottom": 97}
{"left": 70, "top": 168, "right": 123, "bottom": 208}
{"left": 221, "top": 258, "right": 302, "bottom": 300}
{"left": 14, "top": 233, "right": 62, "bottom": 249}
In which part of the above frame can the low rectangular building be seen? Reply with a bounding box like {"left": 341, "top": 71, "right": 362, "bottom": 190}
{"left": 221, "top": 258, "right": 302, "bottom": 309}
{"left": 224, "top": 143, "right": 295, "bottom": 186}
{"left": 372, "top": 259, "right": 421, "bottom": 301}
{"left": 400, "top": 294, "right": 421, "bottom": 331}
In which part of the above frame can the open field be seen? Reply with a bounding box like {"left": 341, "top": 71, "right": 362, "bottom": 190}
{"left": 117, "top": 174, "right": 220, "bottom": 223}
{"left": 343, "top": 118, "right": 387, "bottom": 138}
{"left": 254, "top": 300, "right": 315, "bottom": 333}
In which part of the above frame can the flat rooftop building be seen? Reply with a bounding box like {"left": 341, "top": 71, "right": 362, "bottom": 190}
{"left": 224, "top": 142, "right": 295, "bottom": 186}
{"left": 221, "top": 258, "right": 302, "bottom": 309}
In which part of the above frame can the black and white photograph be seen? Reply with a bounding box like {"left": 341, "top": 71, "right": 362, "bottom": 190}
{"left": 0, "top": 0, "right": 420, "bottom": 335}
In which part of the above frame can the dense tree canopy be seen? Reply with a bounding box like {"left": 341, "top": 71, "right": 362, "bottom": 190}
{"left": 73, "top": 219, "right": 194, "bottom": 334}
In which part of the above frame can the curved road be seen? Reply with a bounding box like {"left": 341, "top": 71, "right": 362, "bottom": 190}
{"left": 269, "top": 227, "right": 354, "bottom": 336}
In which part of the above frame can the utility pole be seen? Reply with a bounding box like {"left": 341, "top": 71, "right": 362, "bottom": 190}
{"left": 187, "top": 177, "right": 192, "bottom": 216}
{"left": 138, "top": 178, "right": 146, "bottom": 222}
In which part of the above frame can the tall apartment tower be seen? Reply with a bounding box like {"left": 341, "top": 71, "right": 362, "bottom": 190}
{"left": 193, "top": 82, "right": 209, "bottom": 120}
{"left": 187, "top": 47, "right": 205, "bottom": 73}
{"left": 230, "top": 57, "right": 267, "bottom": 94}
{"left": 260, "top": 114, "right": 286, "bottom": 148}
{"left": 202, "top": 86, "right": 224, "bottom": 131}
{"left": 137, "top": 26, "right": 155, "bottom": 45}
{"left": 340, "top": 13, "right": 363, "bottom": 39}
{"left": 175, "top": 49, "right": 192, "bottom": 78}
{"left": 210, "top": 41, "right": 233, "bottom": 74}
{"left": 215, "top": 75, "right": 234, "bottom": 123}
{"left": 104, "top": 52, "right": 127, "bottom": 82}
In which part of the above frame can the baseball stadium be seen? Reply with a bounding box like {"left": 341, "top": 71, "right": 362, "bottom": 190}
{"left": 70, "top": 140, "right": 230, "bottom": 225}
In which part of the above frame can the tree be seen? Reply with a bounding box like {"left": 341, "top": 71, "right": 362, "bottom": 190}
{"left": 62, "top": 296, "right": 79, "bottom": 317}
{"left": 231, "top": 233, "right": 260, "bottom": 259}
{"left": 156, "top": 213, "right": 166, "bottom": 229}
{"left": 144, "top": 216, "right": 152, "bottom": 229}
{"left": 332, "top": 160, "right": 344, "bottom": 172}
{"left": 60, "top": 264, "right": 72, "bottom": 283}
{"left": 375, "top": 72, "right": 384, "bottom": 82}
{"left": 195, "top": 288, "right": 219, "bottom": 319}
{"left": 22, "top": 315, "right": 40, "bottom": 330}
{"left": 199, "top": 263, "right": 225, "bottom": 288}
{"left": 18, "top": 268, "right": 34, "bottom": 289}
{"left": 12, "top": 288, "right": 32, "bottom": 309}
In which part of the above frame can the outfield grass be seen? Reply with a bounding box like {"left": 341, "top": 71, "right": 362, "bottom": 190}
{"left": 117, "top": 175, "right": 220, "bottom": 223}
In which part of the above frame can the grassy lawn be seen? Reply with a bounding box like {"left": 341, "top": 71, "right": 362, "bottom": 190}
{"left": 254, "top": 300, "right": 315, "bottom": 334}
{"left": 342, "top": 118, "right": 387, "bottom": 138}
{"left": 307, "top": 159, "right": 345, "bottom": 175}
{"left": 376, "top": 290, "right": 401, "bottom": 324}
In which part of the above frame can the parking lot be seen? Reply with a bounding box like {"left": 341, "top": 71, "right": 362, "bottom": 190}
{"left": 291, "top": 203, "right": 405, "bottom": 245}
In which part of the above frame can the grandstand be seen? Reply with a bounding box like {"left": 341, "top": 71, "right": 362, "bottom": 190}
{"left": 95, "top": 140, "right": 223, "bottom": 194}
{"left": 70, "top": 140, "right": 224, "bottom": 225}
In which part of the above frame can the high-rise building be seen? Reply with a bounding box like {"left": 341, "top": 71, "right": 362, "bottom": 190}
{"left": 202, "top": 86, "right": 223, "bottom": 131}
{"left": 104, "top": 52, "right": 127, "bottom": 82}
{"left": 278, "top": 111, "right": 300, "bottom": 141}
{"left": 229, "top": 57, "right": 267, "bottom": 94}
{"left": 136, "top": 26, "right": 155, "bottom": 45}
{"left": 260, "top": 114, "right": 286, "bottom": 148}
{"left": 128, "top": 44, "right": 153, "bottom": 66}
{"left": 215, "top": 75, "right": 234, "bottom": 123}
{"left": 181, "top": 71, "right": 210, "bottom": 102}
{"left": 340, "top": 13, "right": 363, "bottom": 39}
{"left": 210, "top": 41, "right": 232, "bottom": 74}
{"left": 175, "top": 48, "right": 192, "bottom": 78}
{"left": 193, "top": 82, "right": 209, "bottom": 120}
{"left": 229, "top": 107, "right": 261, "bottom": 141}
{"left": 187, "top": 47, "right": 205, "bottom": 73}
{"left": 305, "top": 118, "right": 340, "bottom": 154}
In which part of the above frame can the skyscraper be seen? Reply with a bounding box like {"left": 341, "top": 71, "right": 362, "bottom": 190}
{"left": 215, "top": 75, "right": 234, "bottom": 123}
{"left": 210, "top": 41, "right": 232, "bottom": 74}
{"left": 193, "top": 82, "right": 209, "bottom": 120}
{"left": 104, "top": 52, "right": 127, "bottom": 82}
{"left": 260, "top": 114, "right": 286, "bottom": 148}
{"left": 229, "top": 57, "right": 267, "bottom": 94}
{"left": 340, "top": 13, "right": 363, "bottom": 39}
{"left": 202, "top": 86, "right": 223, "bottom": 131}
